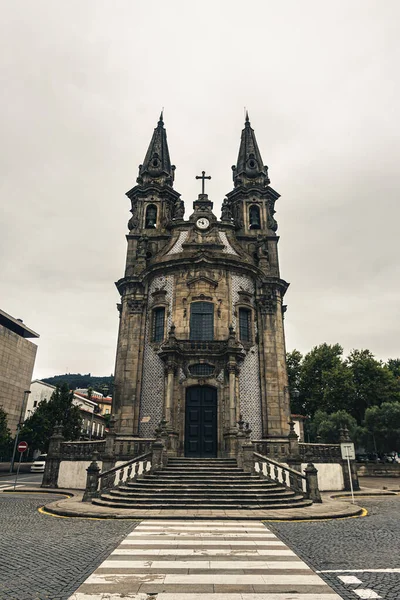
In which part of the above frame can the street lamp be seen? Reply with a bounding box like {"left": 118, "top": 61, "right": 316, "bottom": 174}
{"left": 10, "top": 390, "right": 31, "bottom": 473}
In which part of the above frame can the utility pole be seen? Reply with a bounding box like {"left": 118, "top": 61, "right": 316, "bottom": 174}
{"left": 10, "top": 390, "right": 31, "bottom": 473}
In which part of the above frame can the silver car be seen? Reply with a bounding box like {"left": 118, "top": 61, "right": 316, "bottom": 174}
{"left": 30, "top": 454, "right": 47, "bottom": 473}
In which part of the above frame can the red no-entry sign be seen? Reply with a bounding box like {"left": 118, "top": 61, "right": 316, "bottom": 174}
{"left": 17, "top": 441, "right": 28, "bottom": 453}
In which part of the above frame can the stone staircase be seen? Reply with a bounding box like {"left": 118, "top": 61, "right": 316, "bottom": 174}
{"left": 92, "top": 457, "right": 312, "bottom": 510}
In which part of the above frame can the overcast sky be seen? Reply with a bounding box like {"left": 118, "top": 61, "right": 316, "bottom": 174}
{"left": 1, "top": 0, "right": 399, "bottom": 379}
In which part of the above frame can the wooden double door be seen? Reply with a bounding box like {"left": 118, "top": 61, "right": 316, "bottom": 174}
{"left": 184, "top": 386, "right": 217, "bottom": 457}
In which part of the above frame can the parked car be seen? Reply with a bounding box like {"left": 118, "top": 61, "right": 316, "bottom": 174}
{"left": 30, "top": 454, "right": 47, "bottom": 473}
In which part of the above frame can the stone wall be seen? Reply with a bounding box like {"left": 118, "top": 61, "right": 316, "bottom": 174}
{"left": 58, "top": 460, "right": 103, "bottom": 489}
{"left": 301, "top": 463, "right": 344, "bottom": 491}
{"left": 0, "top": 324, "right": 37, "bottom": 434}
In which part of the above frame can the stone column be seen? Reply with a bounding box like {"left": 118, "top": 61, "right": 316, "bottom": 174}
{"left": 102, "top": 415, "right": 117, "bottom": 471}
{"left": 82, "top": 452, "right": 100, "bottom": 502}
{"left": 287, "top": 419, "right": 302, "bottom": 473}
{"left": 113, "top": 290, "right": 147, "bottom": 435}
{"left": 165, "top": 362, "right": 175, "bottom": 425}
{"left": 257, "top": 288, "right": 291, "bottom": 439}
{"left": 304, "top": 460, "right": 322, "bottom": 503}
{"left": 227, "top": 362, "right": 238, "bottom": 428}
{"left": 42, "top": 424, "right": 64, "bottom": 489}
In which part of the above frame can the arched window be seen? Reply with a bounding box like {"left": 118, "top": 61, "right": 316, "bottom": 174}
{"left": 190, "top": 302, "right": 214, "bottom": 341}
{"left": 239, "top": 308, "right": 252, "bottom": 342}
{"left": 152, "top": 307, "right": 165, "bottom": 342}
{"left": 145, "top": 204, "right": 157, "bottom": 229}
{"left": 189, "top": 363, "right": 215, "bottom": 376}
{"left": 249, "top": 205, "right": 261, "bottom": 229}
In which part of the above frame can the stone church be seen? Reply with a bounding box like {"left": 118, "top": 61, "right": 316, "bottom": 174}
{"left": 112, "top": 113, "right": 291, "bottom": 458}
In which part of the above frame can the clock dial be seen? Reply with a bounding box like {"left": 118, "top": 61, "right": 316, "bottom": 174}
{"left": 196, "top": 217, "right": 210, "bottom": 230}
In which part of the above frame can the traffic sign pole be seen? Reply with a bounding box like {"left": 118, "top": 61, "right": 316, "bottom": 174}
{"left": 13, "top": 442, "right": 28, "bottom": 490}
{"left": 346, "top": 449, "right": 355, "bottom": 504}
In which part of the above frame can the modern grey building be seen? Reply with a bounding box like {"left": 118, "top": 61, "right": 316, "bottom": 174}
{"left": 0, "top": 308, "right": 39, "bottom": 434}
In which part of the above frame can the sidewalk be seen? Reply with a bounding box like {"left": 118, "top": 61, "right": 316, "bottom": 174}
{"left": 28, "top": 488, "right": 370, "bottom": 520}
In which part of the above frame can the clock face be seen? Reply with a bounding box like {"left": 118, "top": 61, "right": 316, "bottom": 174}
{"left": 196, "top": 217, "right": 210, "bottom": 230}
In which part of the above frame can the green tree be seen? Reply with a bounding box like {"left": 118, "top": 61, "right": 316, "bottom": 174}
{"left": 309, "top": 409, "right": 358, "bottom": 443}
{"left": 386, "top": 358, "right": 400, "bottom": 379}
{"left": 286, "top": 349, "right": 303, "bottom": 413}
{"left": 346, "top": 350, "right": 400, "bottom": 422}
{"left": 362, "top": 401, "right": 400, "bottom": 454}
{"left": 298, "top": 343, "right": 355, "bottom": 417}
{"left": 0, "top": 407, "right": 12, "bottom": 459}
{"left": 20, "top": 382, "right": 82, "bottom": 452}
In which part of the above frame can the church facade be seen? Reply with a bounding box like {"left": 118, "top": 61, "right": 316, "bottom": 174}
{"left": 112, "top": 114, "right": 291, "bottom": 458}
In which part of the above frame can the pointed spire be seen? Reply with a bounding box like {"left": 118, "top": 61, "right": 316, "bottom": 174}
{"left": 232, "top": 115, "right": 270, "bottom": 188}
{"left": 137, "top": 113, "right": 175, "bottom": 186}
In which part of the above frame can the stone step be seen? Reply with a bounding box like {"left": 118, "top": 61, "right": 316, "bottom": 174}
{"left": 108, "top": 490, "right": 296, "bottom": 501}
{"left": 123, "top": 479, "right": 283, "bottom": 492}
{"left": 162, "top": 466, "right": 244, "bottom": 475}
{"left": 145, "top": 474, "right": 261, "bottom": 480}
{"left": 93, "top": 455, "right": 311, "bottom": 512}
{"left": 93, "top": 496, "right": 312, "bottom": 510}
{"left": 167, "top": 458, "right": 237, "bottom": 467}
{"left": 120, "top": 484, "right": 283, "bottom": 494}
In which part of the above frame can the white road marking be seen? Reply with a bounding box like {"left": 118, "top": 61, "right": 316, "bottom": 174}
{"left": 101, "top": 559, "right": 309, "bottom": 570}
{"left": 318, "top": 568, "right": 400, "bottom": 573}
{"left": 353, "top": 590, "right": 382, "bottom": 599}
{"left": 111, "top": 547, "right": 296, "bottom": 556}
{"left": 71, "top": 594, "right": 344, "bottom": 600}
{"left": 70, "top": 519, "right": 342, "bottom": 599}
{"left": 338, "top": 575, "right": 363, "bottom": 584}
{"left": 86, "top": 573, "right": 326, "bottom": 585}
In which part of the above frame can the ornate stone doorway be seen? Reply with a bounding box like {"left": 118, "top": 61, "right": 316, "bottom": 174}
{"left": 184, "top": 386, "right": 217, "bottom": 457}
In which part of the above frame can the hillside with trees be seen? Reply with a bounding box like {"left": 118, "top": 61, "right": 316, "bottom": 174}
{"left": 42, "top": 373, "right": 114, "bottom": 395}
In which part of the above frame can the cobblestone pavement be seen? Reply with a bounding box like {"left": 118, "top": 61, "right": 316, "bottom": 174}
{"left": 0, "top": 493, "right": 137, "bottom": 600}
{"left": 267, "top": 495, "right": 400, "bottom": 600}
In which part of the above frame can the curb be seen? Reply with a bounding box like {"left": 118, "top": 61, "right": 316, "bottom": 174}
{"left": 40, "top": 501, "right": 365, "bottom": 521}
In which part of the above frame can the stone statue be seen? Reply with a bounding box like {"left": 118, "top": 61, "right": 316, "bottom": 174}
{"left": 221, "top": 199, "right": 232, "bottom": 221}
{"left": 136, "top": 235, "right": 148, "bottom": 258}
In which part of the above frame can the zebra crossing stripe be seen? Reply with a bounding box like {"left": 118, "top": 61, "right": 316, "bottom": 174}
{"left": 68, "top": 519, "right": 342, "bottom": 599}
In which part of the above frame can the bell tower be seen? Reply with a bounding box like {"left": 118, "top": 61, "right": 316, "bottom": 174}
{"left": 226, "top": 112, "right": 280, "bottom": 278}
{"left": 226, "top": 114, "right": 291, "bottom": 440}
{"left": 124, "top": 112, "right": 183, "bottom": 277}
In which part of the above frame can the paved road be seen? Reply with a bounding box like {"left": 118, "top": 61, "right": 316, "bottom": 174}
{"left": 0, "top": 493, "right": 137, "bottom": 600}
{"left": 0, "top": 472, "right": 43, "bottom": 490}
{"left": 268, "top": 495, "right": 400, "bottom": 600}
{"left": 1, "top": 492, "right": 399, "bottom": 599}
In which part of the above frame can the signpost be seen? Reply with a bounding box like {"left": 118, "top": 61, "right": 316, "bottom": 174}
{"left": 341, "top": 442, "right": 355, "bottom": 504}
{"left": 14, "top": 441, "right": 28, "bottom": 490}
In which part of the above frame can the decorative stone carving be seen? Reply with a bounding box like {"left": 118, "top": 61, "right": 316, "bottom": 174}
{"left": 127, "top": 298, "right": 146, "bottom": 314}
{"left": 257, "top": 235, "right": 270, "bottom": 261}
{"left": 267, "top": 198, "right": 278, "bottom": 232}
{"left": 257, "top": 288, "right": 277, "bottom": 314}
{"left": 128, "top": 202, "right": 139, "bottom": 231}
{"left": 221, "top": 198, "right": 232, "bottom": 221}
{"left": 136, "top": 235, "right": 148, "bottom": 258}
{"left": 232, "top": 201, "right": 244, "bottom": 229}
{"left": 173, "top": 199, "right": 185, "bottom": 220}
